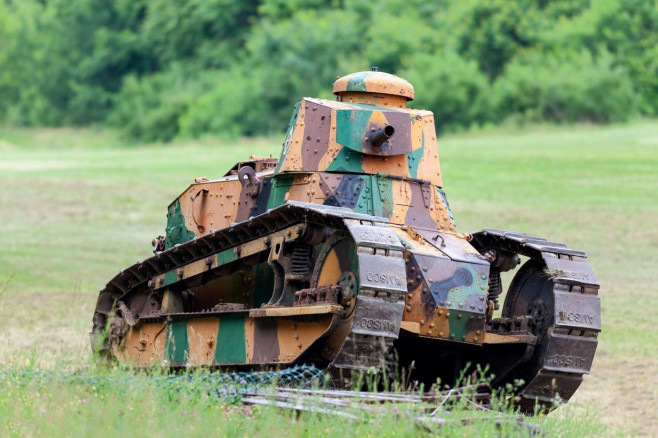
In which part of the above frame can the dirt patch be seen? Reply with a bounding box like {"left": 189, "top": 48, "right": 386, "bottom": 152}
{"left": 0, "top": 291, "right": 95, "bottom": 367}
{"left": 568, "top": 348, "right": 658, "bottom": 437}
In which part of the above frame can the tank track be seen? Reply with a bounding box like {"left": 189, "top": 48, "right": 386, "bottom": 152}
{"left": 471, "top": 229, "right": 601, "bottom": 412}
{"left": 91, "top": 201, "right": 406, "bottom": 375}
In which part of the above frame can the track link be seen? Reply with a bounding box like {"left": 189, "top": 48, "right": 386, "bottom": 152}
{"left": 471, "top": 228, "right": 601, "bottom": 411}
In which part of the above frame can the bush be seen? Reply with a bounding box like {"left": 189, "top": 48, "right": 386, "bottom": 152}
{"left": 492, "top": 50, "right": 638, "bottom": 124}
{"left": 403, "top": 52, "right": 492, "bottom": 133}
{"left": 108, "top": 66, "right": 209, "bottom": 142}
{"left": 178, "top": 69, "right": 266, "bottom": 139}
{"left": 0, "top": 0, "right": 653, "bottom": 140}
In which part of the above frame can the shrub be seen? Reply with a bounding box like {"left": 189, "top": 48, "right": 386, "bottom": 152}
{"left": 109, "top": 66, "right": 208, "bottom": 142}
{"left": 403, "top": 52, "right": 492, "bottom": 133}
{"left": 492, "top": 50, "right": 638, "bottom": 124}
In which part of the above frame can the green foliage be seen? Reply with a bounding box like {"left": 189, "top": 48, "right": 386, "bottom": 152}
{"left": 403, "top": 52, "right": 490, "bottom": 133}
{"left": 0, "top": 0, "right": 655, "bottom": 140}
{"left": 492, "top": 50, "right": 637, "bottom": 124}
{"left": 141, "top": 0, "right": 259, "bottom": 68}
{"left": 178, "top": 69, "right": 266, "bottom": 138}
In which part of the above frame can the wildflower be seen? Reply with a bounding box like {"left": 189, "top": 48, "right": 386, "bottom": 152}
{"left": 81, "top": 398, "right": 87, "bottom": 404}
{"left": 392, "top": 406, "right": 399, "bottom": 413}
{"left": 185, "top": 362, "right": 191, "bottom": 368}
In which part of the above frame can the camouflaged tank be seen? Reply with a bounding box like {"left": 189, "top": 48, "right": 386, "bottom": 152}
{"left": 91, "top": 70, "right": 601, "bottom": 412}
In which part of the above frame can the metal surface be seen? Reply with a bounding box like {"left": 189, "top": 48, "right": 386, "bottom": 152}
{"left": 470, "top": 229, "right": 601, "bottom": 411}
{"left": 92, "top": 70, "right": 600, "bottom": 414}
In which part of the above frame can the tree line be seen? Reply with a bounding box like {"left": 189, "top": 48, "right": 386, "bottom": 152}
{"left": 0, "top": 0, "right": 655, "bottom": 141}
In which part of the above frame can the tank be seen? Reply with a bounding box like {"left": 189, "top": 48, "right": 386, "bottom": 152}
{"left": 91, "top": 69, "right": 600, "bottom": 412}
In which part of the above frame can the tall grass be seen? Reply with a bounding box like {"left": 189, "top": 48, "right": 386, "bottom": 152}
{"left": 0, "top": 358, "right": 604, "bottom": 437}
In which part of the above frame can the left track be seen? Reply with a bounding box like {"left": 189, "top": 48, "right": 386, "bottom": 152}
{"left": 91, "top": 201, "right": 407, "bottom": 371}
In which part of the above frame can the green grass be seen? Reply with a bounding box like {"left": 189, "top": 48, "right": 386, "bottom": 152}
{"left": 0, "top": 360, "right": 603, "bottom": 438}
{"left": 1, "top": 122, "right": 656, "bottom": 436}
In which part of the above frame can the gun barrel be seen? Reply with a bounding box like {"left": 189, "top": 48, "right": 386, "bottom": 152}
{"left": 369, "top": 125, "right": 395, "bottom": 147}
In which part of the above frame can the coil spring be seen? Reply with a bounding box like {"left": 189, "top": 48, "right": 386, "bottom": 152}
{"left": 488, "top": 270, "right": 503, "bottom": 310}
{"left": 291, "top": 244, "right": 313, "bottom": 276}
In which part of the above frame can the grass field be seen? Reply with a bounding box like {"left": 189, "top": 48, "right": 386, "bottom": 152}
{"left": 1, "top": 122, "right": 656, "bottom": 436}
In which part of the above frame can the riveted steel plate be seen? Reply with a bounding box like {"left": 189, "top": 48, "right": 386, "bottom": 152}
{"left": 351, "top": 296, "right": 404, "bottom": 338}
{"left": 543, "top": 333, "right": 597, "bottom": 374}
{"left": 554, "top": 291, "right": 601, "bottom": 331}
{"left": 284, "top": 200, "right": 389, "bottom": 223}
{"left": 416, "top": 228, "right": 488, "bottom": 265}
{"left": 357, "top": 253, "right": 407, "bottom": 293}
{"left": 344, "top": 221, "right": 404, "bottom": 250}
{"left": 544, "top": 257, "right": 599, "bottom": 287}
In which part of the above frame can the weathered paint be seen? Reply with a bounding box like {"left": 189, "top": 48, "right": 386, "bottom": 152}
{"left": 333, "top": 70, "right": 415, "bottom": 102}
{"left": 215, "top": 316, "right": 247, "bottom": 364}
{"left": 165, "top": 198, "right": 196, "bottom": 249}
{"left": 115, "top": 322, "right": 166, "bottom": 365}
{"left": 165, "top": 320, "right": 189, "bottom": 364}
{"left": 187, "top": 318, "right": 219, "bottom": 365}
